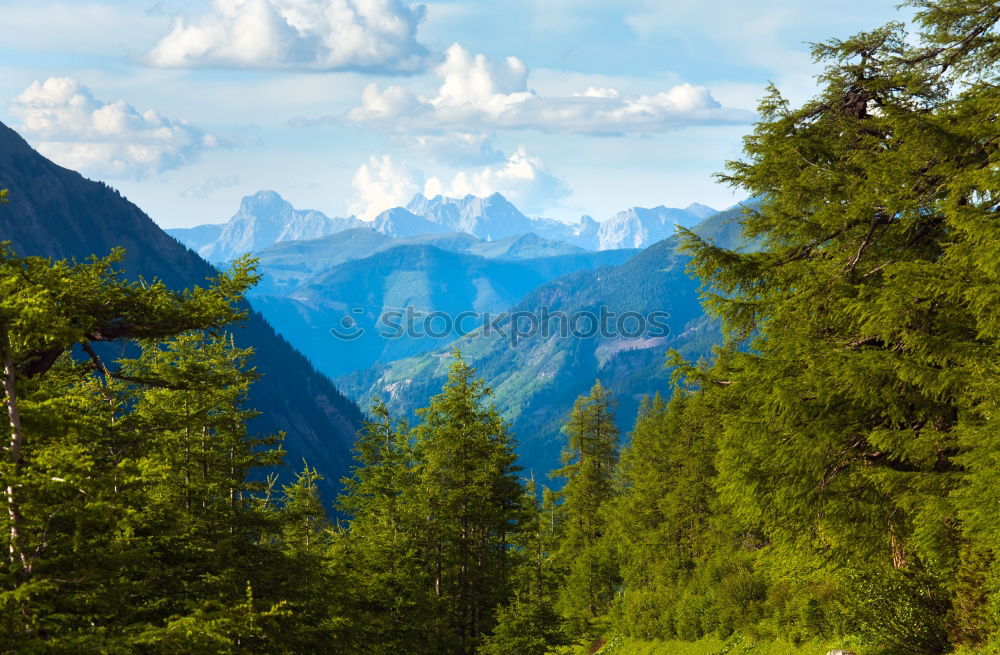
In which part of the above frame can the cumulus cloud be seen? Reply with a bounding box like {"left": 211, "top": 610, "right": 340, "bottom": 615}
{"left": 10, "top": 77, "right": 216, "bottom": 179}
{"left": 147, "top": 0, "right": 429, "bottom": 74}
{"left": 351, "top": 146, "right": 569, "bottom": 219}
{"left": 425, "top": 147, "right": 569, "bottom": 214}
{"left": 346, "top": 43, "right": 753, "bottom": 135}
{"left": 350, "top": 154, "right": 424, "bottom": 219}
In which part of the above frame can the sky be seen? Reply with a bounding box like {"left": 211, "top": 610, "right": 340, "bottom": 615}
{"left": 0, "top": 0, "right": 912, "bottom": 228}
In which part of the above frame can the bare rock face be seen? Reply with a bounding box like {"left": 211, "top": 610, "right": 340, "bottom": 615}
{"left": 373, "top": 207, "right": 451, "bottom": 237}
{"left": 197, "top": 190, "right": 362, "bottom": 263}
{"left": 596, "top": 205, "right": 708, "bottom": 250}
{"left": 406, "top": 192, "right": 536, "bottom": 241}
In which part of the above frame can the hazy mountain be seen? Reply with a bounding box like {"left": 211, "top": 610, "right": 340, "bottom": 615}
{"left": 170, "top": 190, "right": 364, "bottom": 263}
{"left": 406, "top": 192, "right": 537, "bottom": 240}
{"left": 165, "top": 223, "right": 224, "bottom": 251}
{"left": 0, "top": 122, "right": 363, "bottom": 500}
{"left": 468, "top": 232, "right": 586, "bottom": 259}
{"left": 530, "top": 214, "right": 601, "bottom": 249}
{"left": 595, "top": 205, "right": 713, "bottom": 250}
{"left": 169, "top": 189, "right": 718, "bottom": 270}
{"left": 248, "top": 244, "right": 638, "bottom": 380}
{"left": 372, "top": 207, "right": 452, "bottom": 237}
{"left": 403, "top": 193, "right": 714, "bottom": 249}
{"left": 684, "top": 202, "right": 719, "bottom": 220}
{"left": 408, "top": 193, "right": 716, "bottom": 250}
{"left": 248, "top": 229, "right": 604, "bottom": 296}
{"left": 337, "top": 206, "right": 747, "bottom": 476}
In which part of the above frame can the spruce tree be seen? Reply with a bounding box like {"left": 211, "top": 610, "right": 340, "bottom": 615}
{"left": 674, "top": 1, "right": 1000, "bottom": 648}
{"left": 0, "top": 245, "right": 349, "bottom": 652}
{"left": 609, "top": 393, "right": 716, "bottom": 638}
{"left": 411, "top": 354, "right": 524, "bottom": 654}
{"left": 336, "top": 401, "right": 439, "bottom": 654}
{"left": 552, "top": 380, "right": 620, "bottom": 627}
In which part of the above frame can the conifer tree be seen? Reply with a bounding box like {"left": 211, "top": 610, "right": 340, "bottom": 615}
{"left": 482, "top": 478, "right": 568, "bottom": 655}
{"left": 411, "top": 354, "right": 524, "bottom": 654}
{"left": 0, "top": 246, "right": 350, "bottom": 652}
{"left": 674, "top": 0, "right": 1000, "bottom": 648}
{"left": 609, "top": 393, "right": 716, "bottom": 638}
{"left": 552, "top": 380, "right": 620, "bottom": 626}
{"left": 336, "top": 401, "right": 439, "bottom": 654}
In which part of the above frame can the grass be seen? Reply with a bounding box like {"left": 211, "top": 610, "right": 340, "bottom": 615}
{"left": 559, "top": 633, "right": 864, "bottom": 655}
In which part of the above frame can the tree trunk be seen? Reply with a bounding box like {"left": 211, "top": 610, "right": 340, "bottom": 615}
{"left": 2, "top": 326, "right": 28, "bottom": 576}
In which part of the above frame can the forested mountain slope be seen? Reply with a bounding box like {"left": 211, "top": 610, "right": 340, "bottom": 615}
{"left": 249, "top": 243, "right": 637, "bottom": 380}
{"left": 340, "top": 206, "right": 746, "bottom": 474}
{"left": 0, "top": 121, "right": 363, "bottom": 498}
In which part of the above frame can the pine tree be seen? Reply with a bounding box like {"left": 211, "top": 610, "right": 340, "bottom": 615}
{"left": 482, "top": 478, "right": 568, "bottom": 655}
{"left": 552, "top": 380, "right": 620, "bottom": 627}
{"left": 609, "top": 393, "right": 716, "bottom": 638}
{"left": 0, "top": 245, "right": 351, "bottom": 652}
{"left": 673, "top": 1, "right": 1000, "bottom": 649}
{"left": 411, "top": 354, "right": 524, "bottom": 654}
{"left": 336, "top": 401, "right": 440, "bottom": 654}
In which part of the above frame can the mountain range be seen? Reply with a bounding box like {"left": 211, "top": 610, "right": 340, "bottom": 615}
{"left": 248, "top": 229, "right": 598, "bottom": 296}
{"left": 1, "top": 115, "right": 751, "bottom": 487}
{"left": 337, "top": 206, "right": 747, "bottom": 476}
{"left": 0, "top": 121, "right": 362, "bottom": 501}
{"left": 248, "top": 243, "right": 639, "bottom": 380}
{"left": 167, "top": 190, "right": 716, "bottom": 262}
{"left": 161, "top": 186, "right": 745, "bottom": 476}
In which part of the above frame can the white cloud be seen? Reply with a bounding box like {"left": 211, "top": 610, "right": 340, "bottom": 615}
{"left": 426, "top": 147, "right": 569, "bottom": 214}
{"left": 350, "top": 154, "right": 423, "bottom": 219}
{"left": 147, "top": 0, "right": 429, "bottom": 74}
{"left": 10, "top": 77, "right": 216, "bottom": 179}
{"left": 350, "top": 146, "right": 569, "bottom": 219}
{"left": 432, "top": 44, "right": 531, "bottom": 110}
{"left": 346, "top": 43, "right": 753, "bottom": 135}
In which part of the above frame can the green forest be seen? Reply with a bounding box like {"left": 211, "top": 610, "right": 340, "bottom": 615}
{"left": 5, "top": 0, "right": 1000, "bottom": 653}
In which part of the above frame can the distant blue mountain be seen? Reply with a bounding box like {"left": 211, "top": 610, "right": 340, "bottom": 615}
{"left": 167, "top": 191, "right": 364, "bottom": 263}
{"left": 247, "top": 228, "right": 597, "bottom": 296}
{"left": 248, "top": 243, "right": 639, "bottom": 380}
{"left": 339, "top": 205, "right": 749, "bottom": 477}
{"left": 372, "top": 207, "right": 452, "bottom": 237}
{"left": 167, "top": 190, "right": 717, "bottom": 262}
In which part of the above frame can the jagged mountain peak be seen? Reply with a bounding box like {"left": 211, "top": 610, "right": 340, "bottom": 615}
{"left": 192, "top": 191, "right": 361, "bottom": 263}
{"left": 684, "top": 202, "right": 718, "bottom": 219}
{"left": 170, "top": 188, "right": 724, "bottom": 259}
{"left": 405, "top": 191, "right": 533, "bottom": 241}
{"left": 241, "top": 189, "right": 286, "bottom": 208}
{"left": 372, "top": 207, "right": 451, "bottom": 237}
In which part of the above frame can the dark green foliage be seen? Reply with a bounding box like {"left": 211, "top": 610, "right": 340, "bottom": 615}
{"left": 478, "top": 594, "right": 567, "bottom": 655}
{"left": 552, "top": 381, "right": 620, "bottom": 627}
{"left": 606, "top": 1, "right": 1000, "bottom": 652}
{"left": 0, "top": 125, "right": 363, "bottom": 501}
{"left": 0, "top": 247, "right": 351, "bottom": 652}
{"left": 608, "top": 393, "right": 718, "bottom": 639}
{"left": 335, "top": 401, "right": 441, "bottom": 654}
{"left": 337, "top": 355, "right": 527, "bottom": 655}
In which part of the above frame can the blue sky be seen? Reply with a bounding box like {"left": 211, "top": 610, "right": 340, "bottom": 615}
{"left": 1, "top": 0, "right": 911, "bottom": 228}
